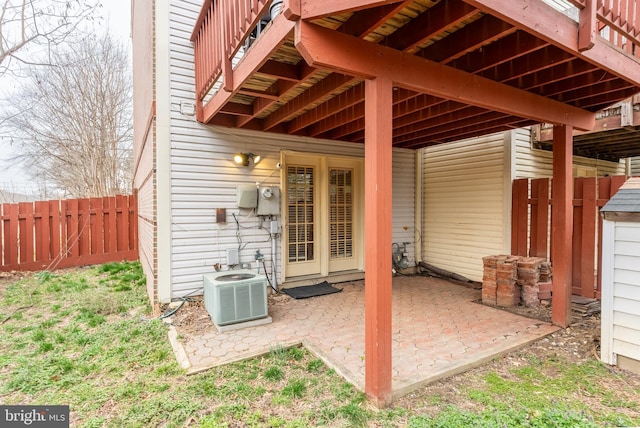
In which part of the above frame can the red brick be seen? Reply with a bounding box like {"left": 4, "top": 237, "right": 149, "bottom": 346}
{"left": 538, "top": 281, "right": 552, "bottom": 292}
{"left": 538, "top": 290, "right": 552, "bottom": 300}
{"left": 517, "top": 257, "right": 545, "bottom": 270}
{"left": 517, "top": 270, "right": 539, "bottom": 283}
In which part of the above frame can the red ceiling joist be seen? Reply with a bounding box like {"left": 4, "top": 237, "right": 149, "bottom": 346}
{"left": 301, "top": 0, "right": 407, "bottom": 20}
{"left": 338, "top": 1, "right": 413, "bottom": 37}
{"left": 263, "top": 73, "right": 358, "bottom": 130}
{"left": 419, "top": 14, "right": 516, "bottom": 63}
{"left": 295, "top": 21, "right": 595, "bottom": 130}
{"left": 385, "top": 0, "right": 478, "bottom": 52}
{"left": 463, "top": 0, "right": 640, "bottom": 86}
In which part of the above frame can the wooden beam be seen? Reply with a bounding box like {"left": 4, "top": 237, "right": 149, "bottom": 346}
{"left": 288, "top": 82, "right": 365, "bottom": 133}
{"left": 551, "top": 124, "right": 574, "bottom": 328}
{"left": 578, "top": 0, "right": 596, "bottom": 51}
{"left": 310, "top": 89, "right": 418, "bottom": 138}
{"left": 339, "top": 1, "right": 413, "bottom": 37}
{"left": 385, "top": 0, "right": 478, "bottom": 52}
{"left": 462, "top": 0, "right": 640, "bottom": 86}
{"left": 364, "top": 76, "right": 393, "bottom": 407}
{"left": 418, "top": 14, "right": 515, "bottom": 63}
{"left": 220, "top": 102, "right": 254, "bottom": 116}
{"left": 295, "top": 21, "right": 595, "bottom": 130}
{"left": 257, "top": 60, "right": 306, "bottom": 82}
{"left": 202, "top": 16, "right": 295, "bottom": 124}
{"left": 301, "top": 0, "right": 406, "bottom": 20}
{"left": 283, "top": 0, "right": 301, "bottom": 20}
{"left": 263, "top": 73, "right": 357, "bottom": 130}
{"left": 538, "top": 105, "right": 640, "bottom": 142}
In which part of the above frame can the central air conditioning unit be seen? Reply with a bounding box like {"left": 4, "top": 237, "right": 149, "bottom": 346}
{"left": 203, "top": 269, "right": 268, "bottom": 326}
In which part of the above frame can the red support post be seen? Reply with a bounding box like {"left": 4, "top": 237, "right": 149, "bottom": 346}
{"left": 551, "top": 124, "right": 573, "bottom": 328}
{"left": 364, "top": 77, "right": 393, "bottom": 407}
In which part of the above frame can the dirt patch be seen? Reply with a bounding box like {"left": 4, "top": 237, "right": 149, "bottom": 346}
{"left": 164, "top": 284, "right": 639, "bottom": 421}
{"left": 164, "top": 293, "right": 293, "bottom": 340}
{"left": 0, "top": 271, "right": 31, "bottom": 300}
{"left": 394, "top": 304, "right": 640, "bottom": 419}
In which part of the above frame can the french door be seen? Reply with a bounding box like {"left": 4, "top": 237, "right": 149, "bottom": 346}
{"left": 283, "top": 153, "right": 363, "bottom": 278}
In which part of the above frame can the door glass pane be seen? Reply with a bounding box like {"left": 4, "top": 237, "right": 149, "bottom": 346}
{"left": 329, "top": 168, "right": 353, "bottom": 259}
{"left": 287, "top": 165, "right": 314, "bottom": 263}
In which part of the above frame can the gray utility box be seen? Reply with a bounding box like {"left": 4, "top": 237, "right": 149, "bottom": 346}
{"left": 203, "top": 270, "right": 268, "bottom": 326}
{"left": 257, "top": 186, "right": 280, "bottom": 216}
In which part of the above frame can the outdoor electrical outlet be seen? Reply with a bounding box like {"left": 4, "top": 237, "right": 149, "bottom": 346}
{"left": 215, "top": 208, "right": 226, "bottom": 223}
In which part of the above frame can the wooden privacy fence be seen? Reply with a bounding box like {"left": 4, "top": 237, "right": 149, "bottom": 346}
{"left": 1, "top": 194, "right": 138, "bottom": 272}
{"left": 512, "top": 175, "right": 626, "bottom": 299}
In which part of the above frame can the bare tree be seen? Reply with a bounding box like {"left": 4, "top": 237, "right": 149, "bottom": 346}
{"left": 3, "top": 33, "right": 132, "bottom": 197}
{"left": 0, "top": 0, "right": 100, "bottom": 77}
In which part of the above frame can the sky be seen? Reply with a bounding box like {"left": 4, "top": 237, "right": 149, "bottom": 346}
{"left": 0, "top": 0, "right": 132, "bottom": 196}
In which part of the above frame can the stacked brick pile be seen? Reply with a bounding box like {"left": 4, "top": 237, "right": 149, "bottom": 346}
{"left": 537, "top": 262, "right": 553, "bottom": 300}
{"left": 482, "top": 255, "right": 519, "bottom": 306}
{"left": 496, "top": 256, "right": 521, "bottom": 307}
{"left": 481, "top": 255, "right": 499, "bottom": 305}
{"left": 482, "top": 255, "right": 553, "bottom": 308}
{"left": 517, "top": 257, "right": 546, "bottom": 307}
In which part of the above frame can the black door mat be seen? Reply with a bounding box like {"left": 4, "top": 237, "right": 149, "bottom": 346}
{"left": 282, "top": 281, "right": 342, "bottom": 299}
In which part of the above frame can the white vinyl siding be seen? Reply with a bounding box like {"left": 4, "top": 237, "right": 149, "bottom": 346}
{"left": 422, "top": 132, "right": 508, "bottom": 282}
{"left": 514, "top": 128, "right": 625, "bottom": 178}
{"left": 166, "top": 0, "right": 414, "bottom": 298}
{"left": 393, "top": 150, "right": 417, "bottom": 265}
{"left": 630, "top": 157, "right": 640, "bottom": 176}
{"left": 134, "top": 124, "right": 156, "bottom": 301}
{"left": 601, "top": 221, "right": 640, "bottom": 366}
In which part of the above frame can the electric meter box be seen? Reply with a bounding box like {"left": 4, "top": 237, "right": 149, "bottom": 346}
{"left": 257, "top": 186, "right": 280, "bottom": 216}
{"left": 237, "top": 184, "right": 258, "bottom": 208}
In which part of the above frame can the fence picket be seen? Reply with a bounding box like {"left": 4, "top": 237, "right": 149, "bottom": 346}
{"left": 108, "top": 197, "right": 118, "bottom": 254}
{"left": 66, "top": 199, "right": 79, "bottom": 258}
{"left": 18, "top": 203, "right": 34, "bottom": 265}
{"left": 580, "top": 178, "right": 597, "bottom": 298}
{"left": 511, "top": 178, "right": 529, "bottom": 255}
{"left": 36, "top": 201, "right": 51, "bottom": 262}
{"left": 90, "top": 198, "right": 103, "bottom": 256}
{"left": 530, "top": 178, "right": 550, "bottom": 258}
{"left": 0, "top": 195, "right": 138, "bottom": 272}
{"left": 513, "top": 175, "right": 627, "bottom": 299}
{"left": 116, "top": 195, "right": 128, "bottom": 252}
{"left": 49, "top": 200, "right": 61, "bottom": 264}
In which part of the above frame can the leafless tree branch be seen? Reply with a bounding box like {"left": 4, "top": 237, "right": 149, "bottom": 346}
{"left": 0, "top": 0, "right": 100, "bottom": 76}
{"left": 2, "top": 32, "right": 132, "bottom": 197}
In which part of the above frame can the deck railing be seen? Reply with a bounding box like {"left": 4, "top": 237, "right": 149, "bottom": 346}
{"left": 191, "top": 0, "right": 271, "bottom": 105}
{"left": 569, "top": 0, "right": 640, "bottom": 55}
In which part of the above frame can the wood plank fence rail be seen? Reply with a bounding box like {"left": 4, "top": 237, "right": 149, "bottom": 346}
{"left": 511, "top": 176, "right": 626, "bottom": 299}
{"left": 1, "top": 194, "right": 138, "bottom": 272}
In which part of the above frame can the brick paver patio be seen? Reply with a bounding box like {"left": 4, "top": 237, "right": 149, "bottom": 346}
{"left": 171, "top": 275, "right": 559, "bottom": 399}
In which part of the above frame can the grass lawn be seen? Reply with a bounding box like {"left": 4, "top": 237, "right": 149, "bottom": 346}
{"left": 0, "top": 261, "right": 638, "bottom": 427}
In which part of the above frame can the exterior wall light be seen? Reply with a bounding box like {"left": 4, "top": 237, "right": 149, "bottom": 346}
{"left": 233, "top": 152, "right": 261, "bottom": 166}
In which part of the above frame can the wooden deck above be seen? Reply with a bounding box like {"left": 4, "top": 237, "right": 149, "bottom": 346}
{"left": 534, "top": 95, "right": 640, "bottom": 161}
{"left": 191, "top": 0, "right": 640, "bottom": 149}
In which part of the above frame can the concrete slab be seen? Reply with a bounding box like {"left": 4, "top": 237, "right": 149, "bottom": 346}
{"left": 171, "top": 276, "right": 559, "bottom": 399}
{"left": 214, "top": 315, "right": 272, "bottom": 333}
